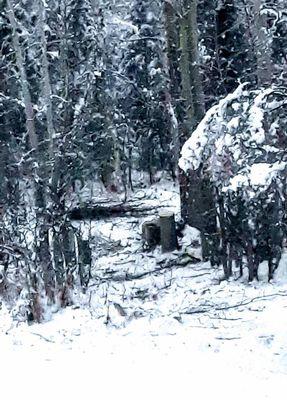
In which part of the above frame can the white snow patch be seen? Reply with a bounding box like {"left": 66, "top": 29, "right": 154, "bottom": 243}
{"left": 247, "top": 88, "right": 273, "bottom": 145}
{"left": 1, "top": 180, "right": 287, "bottom": 400}
{"left": 179, "top": 84, "right": 247, "bottom": 172}
{"left": 249, "top": 162, "right": 286, "bottom": 186}
{"left": 110, "top": 17, "right": 139, "bottom": 34}
{"left": 224, "top": 162, "right": 286, "bottom": 192}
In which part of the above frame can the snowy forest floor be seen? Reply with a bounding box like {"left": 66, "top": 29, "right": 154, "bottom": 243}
{"left": 1, "top": 178, "right": 287, "bottom": 399}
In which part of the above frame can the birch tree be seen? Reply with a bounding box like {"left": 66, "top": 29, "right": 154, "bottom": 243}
{"left": 7, "top": 0, "right": 55, "bottom": 318}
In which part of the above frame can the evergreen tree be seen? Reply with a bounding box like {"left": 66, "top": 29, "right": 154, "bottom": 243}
{"left": 121, "top": 0, "right": 173, "bottom": 183}
{"left": 197, "top": 0, "right": 255, "bottom": 106}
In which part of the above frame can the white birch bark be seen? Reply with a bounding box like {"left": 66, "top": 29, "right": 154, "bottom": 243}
{"left": 38, "top": 0, "right": 56, "bottom": 161}
{"left": 7, "top": 0, "right": 55, "bottom": 309}
{"left": 7, "top": 0, "right": 38, "bottom": 152}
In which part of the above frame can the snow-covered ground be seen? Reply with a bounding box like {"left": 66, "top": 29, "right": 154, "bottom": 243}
{"left": 1, "top": 179, "right": 287, "bottom": 400}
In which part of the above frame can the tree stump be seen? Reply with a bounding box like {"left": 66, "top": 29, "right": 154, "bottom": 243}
{"left": 142, "top": 219, "right": 161, "bottom": 249}
{"left": 159, "top": 212, "right": 178, "bottom": 253}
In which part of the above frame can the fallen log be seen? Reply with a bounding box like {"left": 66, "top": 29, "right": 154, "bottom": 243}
{"left": 69, "top": 202, "right": 167, "bottom": 220}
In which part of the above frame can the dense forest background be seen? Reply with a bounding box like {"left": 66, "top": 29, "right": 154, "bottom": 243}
{"left": 0, "top": 0, "right": 287, "bottom": 321}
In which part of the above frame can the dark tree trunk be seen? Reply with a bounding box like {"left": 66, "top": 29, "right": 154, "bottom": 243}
{"left": 160, "top": 212, "right": 178, "bottom": 253}
{"left": 142, "top": 219, "right": 161, "bottom": 249}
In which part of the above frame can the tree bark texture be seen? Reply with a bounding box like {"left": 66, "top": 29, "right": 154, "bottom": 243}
{"left": 160, "top": 212, "right": 178, "bottom": 253}
{"left": 179, "top": 0, "right": 205, "bottom": 140}
{"left": 252, "top": 0, "right": 272, "bottom": 86}
{"left": 142, "top": 219, "right": 161, "bottom": 249}
{"left": 7, "top": 0, "right": 55, "bottom": 304}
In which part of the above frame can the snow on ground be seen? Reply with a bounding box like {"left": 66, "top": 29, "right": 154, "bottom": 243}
{"left": 1, "top": 179, "right": 287, "bottom": 399}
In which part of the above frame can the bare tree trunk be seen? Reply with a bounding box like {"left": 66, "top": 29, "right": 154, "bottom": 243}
{"left": 163, "top": 1, "right": 182, "bottom": 175}
{"left": 252, "top": 0, "right": 272, "bottom": 85}
{"left": 179, "top": 0, "right": 205, "bottom": 137}
{"left": 38, "top": 0, "right": 56, "bottom": 161}
{"left": 164, "top": 1, "right": 214, "bottom": 255}
{"left": 7, "top": 0, "right": 55, "bottom": 308}
{"left": 7, "top": 0, "right": 38, "bottom": 152}
{"left": 38, "top": 0, "right": 83, "bottom": 300}
{"left": 177, "top": 1, "right": 209, "bottom": 233}
{"left": 163, "top": 1, "right": 182, "bottom": 103}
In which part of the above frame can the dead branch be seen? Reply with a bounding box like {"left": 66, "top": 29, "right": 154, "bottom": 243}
{"left": 183, "top": 292, "right": 287, "bottom": 315}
